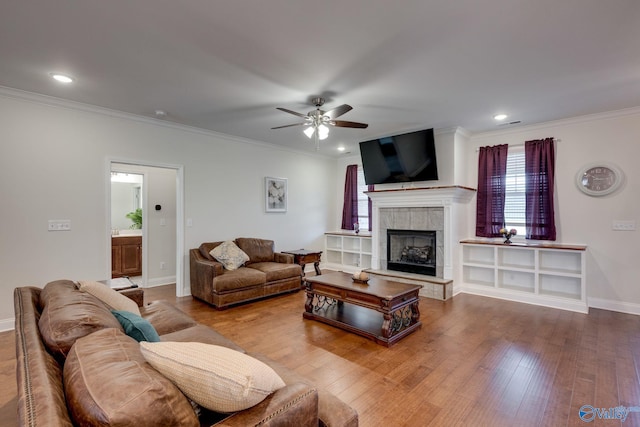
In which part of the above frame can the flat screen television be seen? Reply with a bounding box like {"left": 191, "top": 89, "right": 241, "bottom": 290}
{"left": 359, "top": 128, "right": 438, "bottom": 185}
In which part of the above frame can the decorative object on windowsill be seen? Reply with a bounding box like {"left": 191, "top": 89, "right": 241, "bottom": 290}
{"left": 352, "top": 271, "right": 369, "bottom": 284}
{"left": 500, "top": 228, "right": 517, "bottom": 244}
{"left": 354, "top": 222, "right": 360, "bottom": 234}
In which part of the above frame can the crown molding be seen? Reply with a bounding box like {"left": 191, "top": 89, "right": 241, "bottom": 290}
{"left": 0, "top": 85, "right": 332, "bottom": 159}
{"left": 472, "top": 106, "right": 640, "bottom": 140}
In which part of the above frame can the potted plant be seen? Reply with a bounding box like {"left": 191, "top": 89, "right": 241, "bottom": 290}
{"left": 126, "top": 208, "right": 142, "bottom": 229}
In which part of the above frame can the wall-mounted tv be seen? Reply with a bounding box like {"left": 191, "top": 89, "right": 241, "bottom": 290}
{"left": 359, "top": 128, "right": 438, "bottom": 185}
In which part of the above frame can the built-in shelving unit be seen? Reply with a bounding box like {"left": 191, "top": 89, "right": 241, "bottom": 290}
{"left": 460, "top": 239, "right": 587, "bottom": 313}
{"left": 324, "top": 231, "right": 372, "bottom": 273}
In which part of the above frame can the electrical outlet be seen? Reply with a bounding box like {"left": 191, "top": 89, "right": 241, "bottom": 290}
{"left": 612, "top": 220, "right": 636, "bottom": 231}
{"left": 48, "top": 220, "right": 71, "bottom": 231}
{"left": 160, "top": 262, "right": 166, "bottom": 270}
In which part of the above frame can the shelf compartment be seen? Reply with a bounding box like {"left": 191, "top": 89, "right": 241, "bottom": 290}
{"left": 463, "top": 265, "right": 495, "bottom": 287}
{"left": 497, "top": 247, "right": 534, "bottom": 270}
{"left": 539, "top": 250, "right": 582, "bottom": 275}
{"left": 342, "top": 252, "right": 362, "bottom": 267}
{"left": 497, "top": 270, "right": 535, "bottom": 293}
{"left": 539, "top": 274, "right": 581, "bottom": 300}
{"left": 342, "top": 237, "right": 361, "bottom": 251}
{"left": 326, "top": 236, "right": 342, "bottom": 250}
{"left": 325, "top": 250, "right": 342, "bottom": 264}
{"left": 360, "top": 254, "right": 372, "bottom": 269}
{"left": 463, "top": 245, "right": 494, "bottom": 266}
{"left": 361, "top": 238, "right": 372, "bottom": 254}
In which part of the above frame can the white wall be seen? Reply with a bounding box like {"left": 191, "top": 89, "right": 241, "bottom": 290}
{"left": 465, "top": 108, "right": 640, "bottom": 313}
{"left": 0, "top": 90, "right": 337, "bottom": 327}
{"left": 339, "top": 112, "right": 640, "bottom": 314}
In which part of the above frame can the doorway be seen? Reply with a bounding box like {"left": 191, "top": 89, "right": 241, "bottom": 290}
{"left": 110, "top": 171, "right": 144, "bottom": 281}
{"left": 108, "top": 160, "right": 185, "bottom": 297}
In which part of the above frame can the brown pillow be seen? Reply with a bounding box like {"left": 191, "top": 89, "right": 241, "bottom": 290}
{"left": 64, "top": 328, "right": 199, "bottom": 427}
{"left": 235, "top": 238, "right": 275, "bottom": 263}
{"left": 38, "top": 280, "right": 123, "bottom": 360}
{"left": 77, "top": 280, "right": 141, "bottom": 315}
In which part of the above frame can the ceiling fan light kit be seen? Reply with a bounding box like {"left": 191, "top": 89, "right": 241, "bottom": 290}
{"left": 272, "top": 97, "right": 368, "bottom": 150}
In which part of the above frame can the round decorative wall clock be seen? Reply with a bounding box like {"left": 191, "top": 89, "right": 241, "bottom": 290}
{"left": 575, "top": 163, "right": 623, "bottom": 196}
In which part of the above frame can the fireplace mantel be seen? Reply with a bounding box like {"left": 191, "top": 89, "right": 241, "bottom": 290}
{"left": 366, "top": 185, "right": 476, "bottom": 281}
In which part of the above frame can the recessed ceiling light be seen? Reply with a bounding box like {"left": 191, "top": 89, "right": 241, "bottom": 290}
{"left": 155, "top": 110, "right": 167, "bottom": 118}
{"left": 337, "top": 146, "right": 346, "bottom": 152}
{"left": 494, "top": 114, "right": 508, "bottom": 121}
{"left": 50, "top": 73, "right": 74, "bottom": 84}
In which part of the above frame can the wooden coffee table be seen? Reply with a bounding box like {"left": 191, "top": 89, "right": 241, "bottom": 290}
{"left": 303, "top": 271, "right": 421, "bottom": 346}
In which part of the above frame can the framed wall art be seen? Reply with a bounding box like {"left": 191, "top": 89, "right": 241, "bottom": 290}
{"left": 265, "top": 177, "right": 287, "bottom": 212}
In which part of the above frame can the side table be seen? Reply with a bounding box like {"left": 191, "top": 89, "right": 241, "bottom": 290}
{"left": 282, "top": 249, "right": 322, "bottom": 276}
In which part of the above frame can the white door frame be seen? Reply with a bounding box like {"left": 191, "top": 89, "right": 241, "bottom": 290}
{"left": 107, "top": 157, "right": 186, "bottom": 297}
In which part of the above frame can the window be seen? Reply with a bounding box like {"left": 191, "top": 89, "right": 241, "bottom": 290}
{"left": 356, "top": 166, "right": 370, "bottom": 231}
{"left": 504, "top": 147, "right": 526, "bottom": 237}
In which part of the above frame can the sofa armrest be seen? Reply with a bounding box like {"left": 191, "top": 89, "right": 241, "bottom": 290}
{"left": 274, "top": 252, "right": 294, "bottom": 264}
{"left": 211, "top": 383, "right": 318, "bottom": 426}
{"left": 190, "top": 249, "right": 224, "bottom": 305}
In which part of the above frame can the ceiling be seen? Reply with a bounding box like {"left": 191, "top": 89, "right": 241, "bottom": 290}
{"left": 1, "top": 0, "right": 639, "bottom": 156}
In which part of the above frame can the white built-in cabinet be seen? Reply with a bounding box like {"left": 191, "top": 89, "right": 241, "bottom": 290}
{"left": 460, "top": 239, "right": 587, "bottom": 313}
{"left": 324, "top": 232, "right": 372, "bottom": 273}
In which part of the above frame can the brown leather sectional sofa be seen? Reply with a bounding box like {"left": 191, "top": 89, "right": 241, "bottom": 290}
{"left": 14, "top": 280, "right": 358, "bottom": 426}
{"left": 190, "top": 238, "right": 302, "bottom": 309}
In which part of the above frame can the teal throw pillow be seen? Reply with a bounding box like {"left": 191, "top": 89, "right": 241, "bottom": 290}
{"left": 111, "top": 310, "right": 161, "bottom": 342}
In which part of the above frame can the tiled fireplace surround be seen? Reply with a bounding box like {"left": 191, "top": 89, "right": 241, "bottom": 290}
{"left": 366, "top": 186, "right": 476, "bottom": 299}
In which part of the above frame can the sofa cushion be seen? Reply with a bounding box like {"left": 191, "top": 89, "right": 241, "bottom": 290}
{"left": 64, "top": 328, "right": 199, "bottom": 427}
{"left": 140, "top": 341, "right": 286, "bottom": 413}
{"left": 235, "top": 238, "right": 275, "bottom": 263}
{"left": 210, "top": 240, "right": 250, "bottom": 271}
{"left": 77, "top": 280, "right": 141, "bottom": 316}
{"left": 247, "top": 262, "right": 302, "bottom": 282}
{"left": 140, "top": 300, "right": 198, "bottom": 335}
{"left": 38, "top": 280, "right": 124, "bottom": 360}
{"left": 159, "top": 324, "right": 246, "bottom": 353}
{"left": 211, "top": 267, "right": 266, "bottom": 292}
{"left": 112, "top": 310, "right": 161, "bottom": 342}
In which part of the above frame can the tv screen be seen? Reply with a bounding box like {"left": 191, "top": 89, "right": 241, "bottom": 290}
{"left": 359, "top": 128, "right": 438, "bottom": 185}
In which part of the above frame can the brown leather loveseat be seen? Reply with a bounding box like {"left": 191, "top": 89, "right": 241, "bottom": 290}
{"left": 190, "top": 238, "right": 302, "bottom": 309}
{"left": 14, "top": 280, "right": 358, "bottom": 426}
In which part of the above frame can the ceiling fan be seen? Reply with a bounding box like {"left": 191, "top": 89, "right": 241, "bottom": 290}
{"left": 272, "top": 97, "right": 368, "bottom": 150}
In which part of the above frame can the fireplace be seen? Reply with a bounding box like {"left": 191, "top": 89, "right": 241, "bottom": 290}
{"left": 387, "top": 229, "right": 436, "bottom": 276}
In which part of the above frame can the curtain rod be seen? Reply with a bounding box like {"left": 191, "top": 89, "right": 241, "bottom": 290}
{"left": 475, "top": 138, "right": 560, "bottom": 152}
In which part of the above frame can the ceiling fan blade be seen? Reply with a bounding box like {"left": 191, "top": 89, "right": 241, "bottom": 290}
{"left": 271, "top": 123, "right": 306, "bottom": 129}
{"left": 323, "top": 104, "right": 352, "bottom": 119}
{"left": 276, "top": 107, "right": 308, "bottom": 119}
{"left": 332, "top": 120, "right": 369, "bottom": 129}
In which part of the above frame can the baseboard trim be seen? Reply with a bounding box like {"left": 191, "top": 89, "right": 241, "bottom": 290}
{"left": 0, "top": 318, "right": 14, "bottom": 332}
{"left": 145, "top": 276, "right": 176, "bottom": 288}
{"left": 588, "top": 297, "right": 640, "bottom": 316}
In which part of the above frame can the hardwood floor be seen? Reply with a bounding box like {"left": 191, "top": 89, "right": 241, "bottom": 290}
{"left": 2, "top": 284, "right": 640, "bottom": 426}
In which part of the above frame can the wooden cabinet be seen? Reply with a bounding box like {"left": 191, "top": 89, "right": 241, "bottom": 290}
{"left": 112, "top": 236, "right": 142, "bottom": 278}
{"left": 460, "top": 240, "right": 587, "bottom": 313}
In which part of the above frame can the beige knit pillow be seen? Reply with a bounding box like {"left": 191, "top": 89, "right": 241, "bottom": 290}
{"left": 140, "top": 341, "right": 285, "bottom": 413}
{"left": 77, "top": 280, "right": 141, "bottom": 316}
{"left": 209, "top": 240, "right": 250, "bottom": 270}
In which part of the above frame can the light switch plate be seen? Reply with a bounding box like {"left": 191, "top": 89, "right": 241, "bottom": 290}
{"left": 612, "top": 220, "right": 636, "bottom": 231}
{"left": 48, "top": 220, "right": 71, "bottom": 231}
